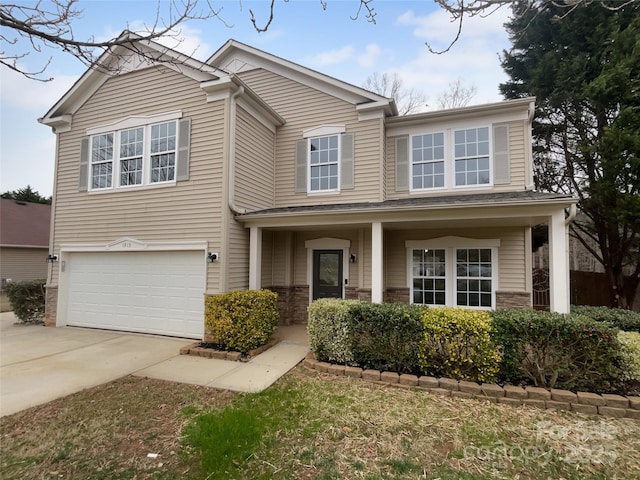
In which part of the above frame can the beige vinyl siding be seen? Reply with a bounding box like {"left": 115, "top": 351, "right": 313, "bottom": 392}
{"left": 235, "top": 106, "right": 275, "bottom": 210}
{"left": 261, "top": 230, "right": 274, "bottom": 286}
{"left": 0, "top": 247, "right": 49, "bottom": 282}
{"left": 385, "top": 227, "right": 527, "bottom": 292}
{"left": 238, "top": 69, "right": 385, "bottom": 206}
{"left": 226, "top": 212, "right": 249, "bottom": 291}
{"left": 386, "top": 120, "right": 528, "bottom": 199}
{"left": 51, "top": 66, "right": 226, "bottom": 293}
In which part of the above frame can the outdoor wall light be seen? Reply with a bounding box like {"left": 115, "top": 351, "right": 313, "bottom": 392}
{"left": 349, "top": 253, "right": 357, "bottom": 263}
{"left": 47, "top": 254, "right": 58, "bottom": 263}
{"left": 208, "top": 252, "right": 219, "bottom": 262}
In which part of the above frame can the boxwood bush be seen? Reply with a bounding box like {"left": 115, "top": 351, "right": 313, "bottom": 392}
{"left": 491, "top": 309, "right": 623, "bottom": 393}
{"left": 571, "top": 305, "right": 640, "bottom": 332}
{"left": 204, "top": 289, "right": 278, "bottom": 353}
{"left": 618, "top": 331, "right": 640, "bottom": 384}
{"left": 419, "top": 307, "right": 500, "bottom": 383}
{"left": 348, "top": 302, "right": 425, "bottom": 374}
{"left": 307, "top": 298, "right": 359, "bottom": 366}
{"left": 5, "top": 279, "right": 46, "bottom": 324}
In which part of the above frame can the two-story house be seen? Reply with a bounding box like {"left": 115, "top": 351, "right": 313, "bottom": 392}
{"left": 39, "top": 34, "right": 576, "bottom": 339}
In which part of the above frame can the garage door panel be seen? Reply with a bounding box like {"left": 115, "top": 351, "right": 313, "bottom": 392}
{"left": 66, "top": 251, "right": 205, "bottom": 338}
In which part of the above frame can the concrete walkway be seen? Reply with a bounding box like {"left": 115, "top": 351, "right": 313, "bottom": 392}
{"left": 0, "top": 312, "right": 309, "bottom": 417}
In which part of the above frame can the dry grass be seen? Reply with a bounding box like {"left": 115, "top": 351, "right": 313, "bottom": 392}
{"left": 2, "top": 368, "right": 639, "bottom": 480}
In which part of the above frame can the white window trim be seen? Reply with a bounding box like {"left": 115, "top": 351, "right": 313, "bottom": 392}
{"left": 303, "top": 124, "right": 345, "bottom": 138}
{"left": 86, "top": 110, "right": 182, "bottom": 136}
{"left": 452, "top": 125, "right": 493, "bottom": 190}
{"left": 409, "top": 130, "right": 448, "bottom": 192}
{"left": 307, "top": 134, "right": 341, "bottom": 194}
{"left": 89, "top": 120, "right": 179, "bottom": 192}
{"left": 406, "top": 237, "right": 500, "bottom": 310}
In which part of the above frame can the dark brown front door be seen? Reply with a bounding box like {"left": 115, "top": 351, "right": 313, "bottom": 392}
{"left": 312, "top": 250, "right": 343, "bottom": 300}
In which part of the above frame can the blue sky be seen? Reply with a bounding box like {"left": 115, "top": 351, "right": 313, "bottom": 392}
{"left": 0, "top": 0, "right": 512, "bottom": 196}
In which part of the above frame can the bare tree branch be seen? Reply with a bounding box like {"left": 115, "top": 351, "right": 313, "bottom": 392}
{"left": 435, "top": 77, "right": 477, "bottom": 109}
{"left": 362, "top": 72, "right": 428, "bottom": 115}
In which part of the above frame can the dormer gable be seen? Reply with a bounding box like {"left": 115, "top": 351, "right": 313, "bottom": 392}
{"left": 207, "top": 39, "right": 397, "bottom": 118}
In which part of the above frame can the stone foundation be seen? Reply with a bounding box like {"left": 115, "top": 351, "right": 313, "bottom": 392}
{"left": 384, "top": 287, "right": 410, "bottom": 303}
{"left": 44, "top": 284, "right": 58, "bottom": 327}
{"left": 496, "top": 291, "right": 531, "bottom": 309}
{"left": 266, "top": 285, "right": 310, "bottom": 325}
{"left": 345, "top": 287, "right": 372, "bottom": 301}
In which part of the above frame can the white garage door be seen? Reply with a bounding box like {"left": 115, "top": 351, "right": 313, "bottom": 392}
{"left": 66, "top": 251, "right": 205, "bottom": 338}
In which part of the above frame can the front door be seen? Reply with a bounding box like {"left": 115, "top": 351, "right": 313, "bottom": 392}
{"left": 312, "top": 250, "right": 343, "bottom": 300}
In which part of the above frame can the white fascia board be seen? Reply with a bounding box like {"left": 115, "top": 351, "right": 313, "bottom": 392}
{"left": 386, "top": 97, "right": 536, "bottom": 135}
{"left": 40, "top": 39, "right": 219, "bottom": 123}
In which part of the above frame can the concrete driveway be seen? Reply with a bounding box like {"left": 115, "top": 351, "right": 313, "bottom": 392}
{"left": 1, "top": 312, "right": 309, "bottom": 417}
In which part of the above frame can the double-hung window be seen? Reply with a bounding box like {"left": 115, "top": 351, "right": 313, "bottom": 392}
{"left": 454, "top": 127, "right": 490, "bottom": 186}
{"left": 407, "top": 239, "right": 498, "bottom": 309}
{"left": 412, "top": 132, "right": 445, "bottom": 190}
{"left": 88, "top": 115, "right": 183, "bottom": 191}
{"left": 309, "top": 135, "right": 339, "bottom": 192}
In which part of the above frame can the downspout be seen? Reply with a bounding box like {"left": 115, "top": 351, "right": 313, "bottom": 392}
{"left": 228, "top": 85, "right": 246, "bottom": 215}
{"left": 565, "top": 203, "right": 577, "bottom": 226}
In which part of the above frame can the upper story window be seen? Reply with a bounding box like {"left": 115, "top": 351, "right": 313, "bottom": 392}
{"left": 295, "top": 125, "right": 354, "bottom": 195}
{"left": 454, "top": 127, "right": 490, "bottom": 186}
{"left": 82, "top": 111, "right": 189, "bottom": 193}
{"left": 402, "top": 124, "right": 500, "bottom": 193}
{"left": 412, "top": 132, "right": 445, "bottom": 190}
{"left": 309, "top": 135, "right": 339, "bottom": 192}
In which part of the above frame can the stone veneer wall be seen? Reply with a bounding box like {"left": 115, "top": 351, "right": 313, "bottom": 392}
{"left": 384, "top": 287, "right": 410, "bottom": 303}
{"left": 44, "top": 285, "right": 57, "bottom": 327}
{"left": 266, "top": 285, "right": 310, "bottom": 325}
{"left": 496, "top": 291, "right": 531, "bottom": 308}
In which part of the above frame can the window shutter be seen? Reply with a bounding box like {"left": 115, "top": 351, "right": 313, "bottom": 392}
{"left": 493, "top": 123, "right": 510, "bottom": 185}
{"left": 340, "top": 133, "right": 355, "bottom": 190}
{"left": 295, "top": 139, "right": 307, "bottom": 193}
{"left": 79, "top": 136, "right": 89, "bottom": 192}
{"left": 395, "top": 136, "right": 409, "bottom": 192}
{"left": 176, "top": 117, "right": 191, "bottom": 181}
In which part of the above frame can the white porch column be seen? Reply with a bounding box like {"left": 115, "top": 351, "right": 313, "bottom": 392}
{"left": 249, "top": 226, "right": 262, "bottom": 290}
{"left": 371, "top": 222, "right": 383, "bottom": 303}
{"left": 548, "top": 209, "right": 570, "bottom": 313}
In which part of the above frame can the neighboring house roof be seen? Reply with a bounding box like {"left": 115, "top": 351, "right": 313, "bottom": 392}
{"left": 0, "top": 199, "right": 51, "bottom": 248}
{"left": 238, "top": 191, "right": 576, "bottom": 219}
{"left": 207, "top": 39, "right": 398, "bottom": 117}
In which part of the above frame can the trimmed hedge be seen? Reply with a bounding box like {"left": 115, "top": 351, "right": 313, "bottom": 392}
{"left": 307, "top": 298, "right": 358, "bottom": 366}
{"left": 491, "top": 309, "right": 623, "bottom": 393}
{"left": 204, "top": 290, "right": 278, "bottom": 353}
{"left": 4, "top": 279, "right": 45, "bottom": 323}
{"left": 571, "top": 305, "right": 640, "bottom": 332}
{"left": 348, "top": 302, "right": 425, "bottom": 374}
{"left": 618, "top": 331, "right": 640, "bottom": 383}
{"left": 419, "top": 307, "right": 500, "bottom": 383}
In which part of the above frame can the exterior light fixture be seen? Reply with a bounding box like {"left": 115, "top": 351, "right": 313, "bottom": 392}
{"left": 349, "top": 253, "right": 357, "bottom": 263}
{"left": 208, "top": 252, "right": 219, "bottom": 262}
{"left": 47, "top": 254, "right": 58, "bottom": 263}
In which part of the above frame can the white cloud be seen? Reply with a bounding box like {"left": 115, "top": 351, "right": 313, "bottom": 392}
{"left": 357, "top": 44, "right": 382, "bottom": 68}
{"left": 392, "top": 7, "right": 512, "bottom": 110}
{"left": 0, "top": 67, "right": 78, "bottom": 112}
{"left": 305, "top": 46, "right": 355, "bottom": 66}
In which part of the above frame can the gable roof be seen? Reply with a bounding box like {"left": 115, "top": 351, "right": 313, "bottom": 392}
{"left": 39, "top": 31, "right": 224, "bottom": 130}
{"left": 0, "top": 199, "right": 51, "bottom": 248}
{"left": 207, "top": 39, "right": 397, "bottom": 116}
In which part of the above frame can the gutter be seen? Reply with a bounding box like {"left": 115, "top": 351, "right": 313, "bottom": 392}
{"left": 565, "top": 203, "right": 577, "bottom": 226}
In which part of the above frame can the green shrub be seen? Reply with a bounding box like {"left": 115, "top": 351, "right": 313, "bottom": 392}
{"left": 491, "top": 309, "right": 622, "bottom": 393}
{"left": 307, "top": 298, "right": 359, "bottom": 365}
{"left": 5, "top": 279, "right": 46, "bottom": 323}
{"left": 618, "top": 331, "right": 640, "bottom": 383}
{"left": 348, "top": 302, "right": 425, "bottom": 374}
{"left": 418, "top": 307, "right": 500, "bottom": 383}
{"left": 571, "top": 305, "right": 640, "bottom": 332}
{"left": 204, "top": 290, "right": 278, "bottom": 353}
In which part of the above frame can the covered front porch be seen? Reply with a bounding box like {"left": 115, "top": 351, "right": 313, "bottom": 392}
{"left": 237, "top": 192, "right": 577, "bottom": 324}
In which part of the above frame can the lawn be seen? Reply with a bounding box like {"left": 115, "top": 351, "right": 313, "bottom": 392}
{"left": 2, "top": 367, "right": 639, "bottom": 480}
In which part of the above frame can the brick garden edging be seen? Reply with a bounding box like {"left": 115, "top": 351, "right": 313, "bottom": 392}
{"left": 179, "top": 337, "right": 279, "bottom": 362}
{"left": 303, "top": 353, "right": 640, "bottom": 420}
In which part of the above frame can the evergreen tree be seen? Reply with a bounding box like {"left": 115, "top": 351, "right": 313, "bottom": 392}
{"left": 1, "top": 185, "right": 52, "bottom": 204}
{"left": 500, "top": 1, "right": 640, "bottom": 308}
